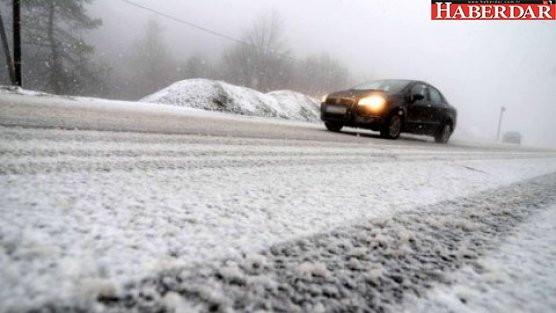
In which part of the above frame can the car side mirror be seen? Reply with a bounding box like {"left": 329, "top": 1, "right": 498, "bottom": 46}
{"left": 410, "top": 94, "right": 424, "bottom": 103}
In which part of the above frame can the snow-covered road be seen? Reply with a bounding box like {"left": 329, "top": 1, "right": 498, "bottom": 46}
{"left": 0, "top": 87, "right": 546, "bottom": 150}
{"left": 1, "top": 92, "right": 556, "bottom": 312}
{"left": 1, "top": 125, "right": 555, "bottom": 313}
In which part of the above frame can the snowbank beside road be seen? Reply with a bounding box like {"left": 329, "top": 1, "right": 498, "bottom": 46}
{"left": 0, "top": 86, "right": 326, "bottom": 140}
{"left": 141, "top": 79, "right": 320, "bottom": 122}
{"left": 267, "top": 90, "right": 321, "bottom": 121}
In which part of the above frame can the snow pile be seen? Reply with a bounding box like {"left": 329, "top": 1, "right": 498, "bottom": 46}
{"left": 0, "top": 86, "right": 51, "bottom": 97}
{"left": 141, "top": 79, "right": 320, "bottom": 122}
{"left": 266, "top": 90, "right": 321, "bottom": 122}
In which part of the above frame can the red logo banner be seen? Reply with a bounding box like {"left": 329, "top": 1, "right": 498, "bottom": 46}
{"left": 432, "top": 1, "right": 556, "bottom": 20}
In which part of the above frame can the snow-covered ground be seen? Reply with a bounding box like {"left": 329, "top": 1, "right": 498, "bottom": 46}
{"left": 408, "top": 205, "right": 556, "bottom": 313}
{"left": 1, "top": 125, "right": 555, "bottom": 312}
{"left": 1, "top": 89, "right": 556, "bottom": 312}
{"left": 141, "top": 79, "right": 320, "bottom": 122}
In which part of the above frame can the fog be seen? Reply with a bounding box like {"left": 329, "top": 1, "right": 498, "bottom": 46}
{"left": 5, "top": 0, "right": 556, "bottom": 147}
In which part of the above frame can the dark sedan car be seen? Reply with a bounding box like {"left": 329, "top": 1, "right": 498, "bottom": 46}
{"left": 321, "top": 79, "right": 457, "bottom": 143}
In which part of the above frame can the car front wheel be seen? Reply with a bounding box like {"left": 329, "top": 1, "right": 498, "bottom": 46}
{"left": 434, "top": 123, "right": 452, "bottom": 143}
{"left": 324, "top": 122, "right": 343, "bottom": 132}
{"left": 380, "top": 114, "right": 402, "bottom": 139}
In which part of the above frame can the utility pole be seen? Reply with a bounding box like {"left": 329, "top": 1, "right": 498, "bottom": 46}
{"left": 496, "top": 106, "right": 506, "bottom": 141}
{"left": 0, "top": 7, "right": 16, "bottom": 84}
{"left": 13, "top": 0, "right": 21, "bottom": 87}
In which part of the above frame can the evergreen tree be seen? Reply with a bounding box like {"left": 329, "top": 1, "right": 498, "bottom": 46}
{"left": 19, "top": 0, "right": 106, "bottom": 95}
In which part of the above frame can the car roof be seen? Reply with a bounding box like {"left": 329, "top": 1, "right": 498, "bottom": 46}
{"left": 375, "top": 79, "right": 434, "bottom": 87}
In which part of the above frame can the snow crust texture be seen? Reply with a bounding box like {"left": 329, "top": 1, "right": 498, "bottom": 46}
{"left": 409, "top": 205, "right": 556, "bottom": 313}
{"left": 141, "top": 79, "right": 320, "bottom": 122}
{"left": 1, "top": 126, "right": 556, "bottom": 312}
{"left": 100, "top": 173, "right": 556, "bottom": 313}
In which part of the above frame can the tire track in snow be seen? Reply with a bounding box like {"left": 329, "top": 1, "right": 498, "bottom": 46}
{"left": 407, "top": 206, "right": 556, "bottom": 313}
{"left": 92, "top": 173, "right": 556, "bottom": 313}
{"left": 1, "top": 144, "right": 550, "bottom": 159}
{"left": 2, "top": 128, "right": 554, "bottom": 175}
{"left": 2, "top": 143, "right": 543, "bottom": 155}
{"left": 1, "top": 154, "right": 553, "bottom": 175}
{"left": 1, "top": 126, "right": 549, "bottom": 153}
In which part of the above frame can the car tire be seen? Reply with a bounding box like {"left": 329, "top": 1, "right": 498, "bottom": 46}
{"left": 325, "top": 122, "right": 343, "bottom": 132}
{"left": 434, "top": 123, "right": 452, "bottom": 144}
{"left": 380, "top": 114, "right": 402, "bottom": 139}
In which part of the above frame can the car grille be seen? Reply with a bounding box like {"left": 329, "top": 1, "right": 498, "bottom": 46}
{"left": 326, "top": 97, "right": 354, "bottom": 107}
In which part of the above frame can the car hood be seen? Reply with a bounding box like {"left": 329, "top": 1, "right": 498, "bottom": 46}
{"left": 328, "top": 89, "right": 386, "bottom": 100}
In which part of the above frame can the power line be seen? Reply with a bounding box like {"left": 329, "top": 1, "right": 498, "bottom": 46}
{"left": 120, "top": 0, "right": 246, "bottom": 45}
{"left": 119, "top": 0, "right": 293, "bottom": 60}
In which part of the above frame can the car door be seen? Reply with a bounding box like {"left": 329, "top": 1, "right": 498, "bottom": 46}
{"left": 406, "top": 83, "right": 435, "bottom": 132}
{"left": 428, "top": 86, "right": 447, "bottom": 127}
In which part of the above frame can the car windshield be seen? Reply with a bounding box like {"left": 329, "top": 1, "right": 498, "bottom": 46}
{"left": 351, "top": 80, "right": 410, "bottom": 93}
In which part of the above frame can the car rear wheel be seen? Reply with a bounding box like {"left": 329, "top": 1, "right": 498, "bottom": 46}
{"left": 380, "top": 114, "right": 402, "bottom": 139}
{"left": 325, "top": 122, "right": 343, "bottom": 132}
{"left": 434, "top": 123, "right": 452, "bottom": 144}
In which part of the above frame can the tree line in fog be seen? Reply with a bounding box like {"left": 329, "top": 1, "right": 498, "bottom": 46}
{"left": 0, "top": 0, "right": 354, "bottom": 99}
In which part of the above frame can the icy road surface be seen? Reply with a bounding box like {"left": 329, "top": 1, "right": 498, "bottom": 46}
{"left": 1, "top": 126, "right": 555, "bottom": 313}
{"left": 1, "top": 92, "right": 556, "bottom": 312}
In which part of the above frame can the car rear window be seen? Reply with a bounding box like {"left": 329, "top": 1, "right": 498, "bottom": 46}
{"left": 429, "top": 87, "right": 443, "bottom": 105}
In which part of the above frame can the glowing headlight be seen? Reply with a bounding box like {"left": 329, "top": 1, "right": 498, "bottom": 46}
{"left": 358, "top": 95, "right": 386, "bottom": 111}
{"left": 321, "top": 94, "right": 329, "bottom": 102}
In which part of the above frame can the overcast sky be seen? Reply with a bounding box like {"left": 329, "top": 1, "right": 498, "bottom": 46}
{"left": 88, "top": 0, "right": 556, "bottom": 148}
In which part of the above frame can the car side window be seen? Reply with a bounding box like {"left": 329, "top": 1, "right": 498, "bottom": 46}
{"left": 429, "top": 87, "right": 443, "bottom": 106}
{"left": 410, "top": 84, "right": 428, "bottom": 102}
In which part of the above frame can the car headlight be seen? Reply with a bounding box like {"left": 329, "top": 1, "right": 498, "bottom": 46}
{"left": 358, "top": 95, "right": 386, "bottom": 111}
{"left": 321, "top": 94, "right": 329, "bottom": 103}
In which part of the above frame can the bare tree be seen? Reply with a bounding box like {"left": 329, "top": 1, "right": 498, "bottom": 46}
{"left": 126, "top": 19, "right": 178, "bottom": 99}
{"left": 294, "top": 54, "right": 352, "bottom": 97}
{"left": 222, "top": 12, "right": 291, "bottom": 92}
{"left": 221, "top": 13, "right": 351, "bottom": 95}
{"left": 180, "top": 55, "right": 215, "bottom": 80}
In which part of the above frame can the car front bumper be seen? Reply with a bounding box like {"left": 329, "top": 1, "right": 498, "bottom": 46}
{"left": 320, "top": 102, "right": 385, "bottom": 130}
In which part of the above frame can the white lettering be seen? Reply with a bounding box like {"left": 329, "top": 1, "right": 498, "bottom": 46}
{"left": 436, "top": 2, "right": 452, "bottom": 19}
{"left": 453, "top": 5, "right": 466, "bottom": 19}
{"left": 538, "top": 5, "right": 552, "bottom": 19}
{"left": 510, "top": 5, "right": 524, "bottom": 18}
{"left": 482, "top": 5, "right": 493, "bottom": 18}
{"left": 469, "top": 5, "right": 481, "bottom": 18}
{"left": 522, "top": 6, "right": 537, "bottom": 19}
{"left": 434, "top": 3, "right": 550, "bottom": 20}
{"left": 494, "top": 5, "right": 508, "bottom": 19}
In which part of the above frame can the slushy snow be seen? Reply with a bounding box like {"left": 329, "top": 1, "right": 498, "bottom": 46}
{"left": 1, "top": 126, "right": 556, "bottom": 311}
